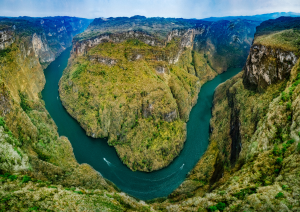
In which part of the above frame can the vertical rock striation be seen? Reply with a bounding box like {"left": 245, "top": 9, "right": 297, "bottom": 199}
{"left": 243, "top": 45, "right": 298, "bottom": 91}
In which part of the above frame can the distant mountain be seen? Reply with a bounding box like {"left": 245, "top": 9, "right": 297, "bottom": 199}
{"left": 202, "top": 12, "right": 300, "bottom": 22}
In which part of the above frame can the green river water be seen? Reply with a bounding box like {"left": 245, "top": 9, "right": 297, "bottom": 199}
{"left": 42, "top": 47, "right": 242, "bottom": 200}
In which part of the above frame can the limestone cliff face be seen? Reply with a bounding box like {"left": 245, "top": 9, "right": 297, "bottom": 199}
{"left": 0, "top": 17, "right": 91, "bottom": 102}
{"left": 193, "top": 19, "right": 259, "bottom": 73}
{"left": 0, "top": 28, "right": 14, "bottom": 50}
{"left": 35, "top": 17, "right": 92, "bottom": 65}
{"left": 73, "top": 31, "right": 165, "bottom": 56}
{"left": 168, "top": 29, "right": 195, "bottom": 64}
{"left": 73, "top": 28, "right": 195, "bottom": 62}
{"left": 243, "top": 44, "right": 298, "bottom": 90}
{"left": 32, "top": 33, "right": 55, "bottom": 63}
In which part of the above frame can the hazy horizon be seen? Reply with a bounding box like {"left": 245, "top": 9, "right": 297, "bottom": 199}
{"left": 0, "top": 0, "right": 300, "bottom": 19}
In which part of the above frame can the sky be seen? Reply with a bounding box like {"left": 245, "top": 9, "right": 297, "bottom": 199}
{"left": 0, "top": 0, "right": 300, "bottom": 19}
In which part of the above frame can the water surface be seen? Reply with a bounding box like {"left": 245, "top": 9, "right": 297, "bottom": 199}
{"left": 42, "top": 47, "right": 242, "bottom": 200}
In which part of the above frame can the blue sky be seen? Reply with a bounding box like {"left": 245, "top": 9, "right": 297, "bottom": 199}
{"left": 0, "top": 0, "right": 300, "bottom": 19}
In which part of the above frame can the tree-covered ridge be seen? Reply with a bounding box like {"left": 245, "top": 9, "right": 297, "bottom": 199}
{"left": 75, "top": 15, "right": 205, "bottom": 41}
{"left": 0, "top": 16, "right": 92, "bottom": 62}
{"left": 255, "top": 16, "right": 300, "bottom": 37}
{"left": 0, "top": 16, "right": 92, "bottom": 37}
{"left": 0, "top": 16, "right": 156, "bottom": 211}
{"left": 59, "top": 36, "right": 201, "bottom": 172}
{"left": 254, "top": 29, "right": 300, "bottom": 54}
{"left": 61, "top": 15, "right": 260, "bottom": 172}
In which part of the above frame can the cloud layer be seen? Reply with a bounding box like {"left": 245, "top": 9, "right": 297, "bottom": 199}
{"left": 1, "top": 0, "right": 300, "bottom": 19}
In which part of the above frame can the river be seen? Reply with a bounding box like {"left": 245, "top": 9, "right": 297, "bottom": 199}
{"left": 42, "top": 47, "right": 242, "bottom": 200}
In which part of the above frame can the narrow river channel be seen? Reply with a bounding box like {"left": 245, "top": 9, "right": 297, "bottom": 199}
{"left": 42, "top": 47, "right": 242, "bottom": 200}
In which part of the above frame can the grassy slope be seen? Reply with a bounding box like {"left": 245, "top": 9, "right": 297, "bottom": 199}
{"left": 254, "top": 16, "right": 300, "bottom": 55}
{"left": 254, "top": 29, "right": 300, "bottom": 54}
{"left": 59, "top": 38, "right": 202, "bottom": 172}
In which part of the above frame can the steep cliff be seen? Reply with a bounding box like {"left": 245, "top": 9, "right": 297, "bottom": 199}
{"left": 59, "top": 16, "right": 258, "bottom": 172}
{"left": 0, "top": 17, "right": 153, "bottom": 211}
{"left": 193, "top": 19, "right": 259, "bottom": 73}
{"left": 77, "top": 16, "right": 259, "bottom": 73}
{"left": 2, "top": 15, "right": 300, "bottom": 211}
{"left": 153, "top": 16, "right": 300, "bottom": 211}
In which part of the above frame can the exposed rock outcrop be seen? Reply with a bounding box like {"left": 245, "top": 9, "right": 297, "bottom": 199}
{"left": 243, "top": 44, "right": 298, "bottom": 90}
{"left": 32, "top": 33, "right": 55, "bottom": 63}
{"left": 88, "top": 55, "right": 117, "bottom": 66}
{"left": 73, "top": 30, "right": 165, "bottom": 56}
{"left": 0, "top": 28, "right": 14, "bottom": 50}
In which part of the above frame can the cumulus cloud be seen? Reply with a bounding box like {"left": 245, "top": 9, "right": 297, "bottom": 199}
{"left": 0, "top": 0, "right": 299, "bottom": 19}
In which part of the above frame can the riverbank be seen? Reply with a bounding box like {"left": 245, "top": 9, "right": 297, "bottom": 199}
{"left": 42, "top": 46, "right": 242, "bottom": 199}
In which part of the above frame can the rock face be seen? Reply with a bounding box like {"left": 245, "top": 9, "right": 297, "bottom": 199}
{"left": 32, "top": 33, "right": 55, "bottom": 63}
{"left": 0, "top": 17, "right": 91, "bottom": 102}
{"left": 243, "top": 45, "right": 298, "bottom": 90}
{"left": 193, "top": 19, "right": 259, "bottom": 73}
{"left": 0, "top": 28, "right": 14, "bottom": 50}
{"left": 74, "top": 31, "right": 165, "bottom": 56}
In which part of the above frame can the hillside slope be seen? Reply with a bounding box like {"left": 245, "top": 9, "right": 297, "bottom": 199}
{"left": 153, "top": 16, "right": 300, "bottom": 212}
{"left": 0, "top": 17, "right": 156, "bottom": 212}
{"left": 3, "top": 15, "right": 300, "bottom": 211}
{"left": 59, "top": 16, "right": 258, "bottom": 172}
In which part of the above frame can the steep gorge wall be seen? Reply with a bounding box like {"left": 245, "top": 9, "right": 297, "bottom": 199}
{"left": 193, "top": 19, "right": 259, "bottom": 73}
{"left": 159, "top": 18, "right": 300, "bottom": 211}
{"left": 243, "top": 44, "right": 298, "bottom": 91}
{"left": 0, "top": 17, "right": 91, "bottom": 101}
{"left": 0, "top": 17, "right": 151, "bottom": 212}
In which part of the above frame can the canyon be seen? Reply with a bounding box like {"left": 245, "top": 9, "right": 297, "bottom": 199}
{"left": 0, "top": 15, "right": 300, "bottom": 211}
{"left": 59, "top": 16, "right": 258, "bottom": 172}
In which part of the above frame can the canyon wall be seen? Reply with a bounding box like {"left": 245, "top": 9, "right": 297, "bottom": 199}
{"left": 0, "top": 17, "right": 153, "bottom": 212}
{"left": 158, "top": 16, "right": 300, "bottom": 212}
{"left": 59, "top": 16, "right": 259, "bottom": 172}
